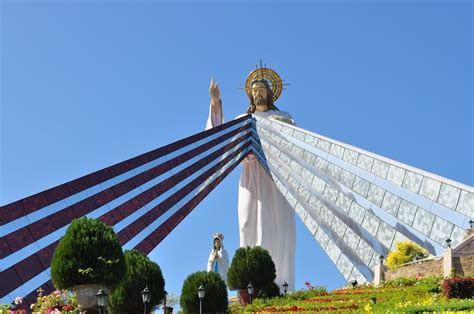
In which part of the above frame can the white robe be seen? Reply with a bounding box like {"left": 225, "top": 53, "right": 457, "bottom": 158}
{"left": 207, "top": 247, "right": 230, "bottom": 283}
{"left": 206, "top": 101, "right": 296, "bottom": 291}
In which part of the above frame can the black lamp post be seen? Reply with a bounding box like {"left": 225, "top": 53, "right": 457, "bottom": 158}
{"left": 197, "top": 284, "right": 205, "bottom": 314}
{"left": 379, "top": 255, "right": 384, "bottom": 265}
{"left": 141, "top": 285, "right": 151, "bottom": 314}
{"left": 247, "top": 282, "right": 254, "bottom": 304}
{"left": 163, "top": 290, "right": 167, "bottom": 314}
{"left": 349, "top": 280, "right": 358, "bottom": 288}
{"left": 282, "top": 282, "right": 289, "bottom": 295}
{"left": 95, "top": 288, "right": 108, "bottom": 314}
{"left": 469, "top": 220, "right": 474, "bottom": 230}
{"left": 446, "top": 238, "right": 452, "bottom": 248}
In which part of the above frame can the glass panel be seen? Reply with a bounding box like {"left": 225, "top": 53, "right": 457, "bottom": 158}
{"left": 301, "top": 168, "right": 314, "bottom": 184}
{"left": 387, "top": 165, "right": 405, "bottom": 186}
{"left": 356, "top": 240, "right": 374, "bottom": 265}
{"left": 309, "top": 195, "right": 324, "bottom": 215}
{"left": 362, "top": 211, "right": 380, "bottom": 236}
{"left": 298, "top": 185, "right": 311, "bottom": 202}
{"left": 295, "top": 203, "right": 307, "bottom": 221}
{"left": 304, "top": 214, "right": 318, "bottom": 235}
{"left": 367, "top": 184, "right": 385, "bottom": 208}
{"left": 335, "top": 193, "right": 352, "bottom": 213}
{"left": 311, "top": 176, "right": 326, "bottom": 194}
{"left": 317, "top": 139, "right": 331, "bottom": 152}
{"left": 412, "top": 207, "right": 435, "bottom": 236}
{"left": 314, "top": 227, "right": 329, "bottom": 250}
{"left": 353, "top": 177, "right": 370, "bottom": 198}
{"left": 337, "top": 254, "right": 354, "bottom": 279}
{"left": 381, "top": 192, "right": 401, "bottom": 217}
{"left": 290, "top": 160, "right": 303, "bottom": 175}
{"left": 438, "top": 184, "right": 460, "bottom": 209}
{"left": 292, "top": 145, "right": 304, "bottom": 158}
{"left": 419, "top": 177, "right": 441, "bottom": 202}
{"left": 329, "top": 144, "right": 344, "bottom": 159}
{"left": 342, "top": 149, "right": 358, "bottom": 165}
{"left": 320, "top": 206, "right": 334, "bottom": 225}
{"left": 305, "top": 134, "right": 319, "bottom": 148}
{"left": 397, "top": 200, "right": 417, "bottom": 226}
{"left": 326, "top": 164, "right": 342, "bottom": 181}
{"left": 357, "top": 155, "right": 374, "bottom": 172}
{"left": 429, "top": 216, "right": 454, "bottom": 245}
{"left": 314, "top": 157, "right": 329, "bottom": 173}
{"left": 293, "top": 130, "right": 306, "bottom": 141}
{"left": 349, "top": 203, "right": 366, "bottom": 224}
{"left": 450, "top": 225, "right": 465, "bottom": 247}
{"left": 376, "top": 221, "right": 395, "bottom": 248}
{"left": 340, "top": 170, "right": 356, "bottom": 189}
{"left": 456, "top": 190, "right": 474, "bottom": 217}
{"left": 302, "top": 150, "right": 316, "bottom": 166}
{"left": 343, "top": 228, "right": 360, "bottom": 252}
{"left": 372, "top": 159, "right": 389, "bottom": 179}
{"left": 326, "top": 240, "right": 342, "bottom": 264}
{"left": 332, "top": 216, "right": 347, "bottom": 237}
{"left": 323, "top": 186, "right": 339, "bottom": 204}
{"left": 402, "top": 171, "right": 423, "bottom": 194}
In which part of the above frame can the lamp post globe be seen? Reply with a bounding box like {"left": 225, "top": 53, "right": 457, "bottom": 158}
{"left": 141, "top": 285, "right": 151, "bottom": 314}
{"left": 197, "top": 284, "right": 205, "bottom": 314}
{"left": 446, "top": 238, "right": 452, "bottom": 248}
{"left": 282, "top": 282, "right": 289, "bottom": 295}
{"left": 469, "top": 220, "right": 474, "bottom": 230}
{"left": 247, "top": 282, "right": 254, "bottom": 304}
{"left": 95, "top": 288, "right": 108, "bottom": 314}
{"left": 379, "top": 255, "right": 384, "bottom": 265}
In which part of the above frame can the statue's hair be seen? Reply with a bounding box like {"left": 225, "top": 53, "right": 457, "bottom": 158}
{"left": 246, "top": 79, "right": 279, "bottom": 114}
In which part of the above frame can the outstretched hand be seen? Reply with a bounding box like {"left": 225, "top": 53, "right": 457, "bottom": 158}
{"left": 209, "top": 78, "right": 221, "bottom": 101}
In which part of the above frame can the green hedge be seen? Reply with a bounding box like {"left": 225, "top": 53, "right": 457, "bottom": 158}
{"left": 109, "top": 250, "right": 165, "bottom": 314}
{"left": 227, "top": 246, "right": 276, "bottom": 291}
{"left": 51, "top": 217, "right": 126, "bottom": 289}
{"left": 180, "top": 271, "right": 227, "bottom": 313}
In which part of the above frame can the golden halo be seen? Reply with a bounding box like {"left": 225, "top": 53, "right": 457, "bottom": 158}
{"left": 245, "top": 67, "right": 283, "bottom": 102}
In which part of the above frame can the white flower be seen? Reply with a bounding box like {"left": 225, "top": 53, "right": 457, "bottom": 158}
{"left": 14, "top": 296, "right": 23, "bottom": 305}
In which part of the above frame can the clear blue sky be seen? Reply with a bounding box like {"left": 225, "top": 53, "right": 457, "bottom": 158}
{"left": 1, "top": 0, "right": 472, "bottom": 304}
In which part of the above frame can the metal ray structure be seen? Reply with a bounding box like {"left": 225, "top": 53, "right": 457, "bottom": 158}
{"left": 1, "top": 113, "right": 473, "bottom": 306}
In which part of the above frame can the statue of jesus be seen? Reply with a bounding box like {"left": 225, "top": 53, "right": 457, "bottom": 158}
{"left": 205, "top": 69, "right": 296, "bottom": 292}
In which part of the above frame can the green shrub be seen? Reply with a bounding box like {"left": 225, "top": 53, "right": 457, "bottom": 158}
{"left": 180, "top": 271, "right": 228, "bottom": 313}
{"left": 386, "top": 241, "right": 428, "bottom": 267}
{"left": 227, "top": 246, "right": 276, "bottom": 291}
{"left": 51, "top": 217, "right": 126, "bottom": 289}
{"left": 108, "top": 250, "right": 165, "bottom": 314}
{"left": 259, "top": 282, "right": 281, "bottom": 299}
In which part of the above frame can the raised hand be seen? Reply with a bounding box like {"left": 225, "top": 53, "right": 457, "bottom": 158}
{"left": 209, "top": 78, "right": 221, "bottom": 102}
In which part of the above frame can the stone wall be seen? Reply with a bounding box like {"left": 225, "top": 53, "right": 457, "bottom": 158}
{"left": 453, "top": 256, "right": 474, "bottom": 277}
{"left": 385, "top": 258, "right": 443, "bottom": 280}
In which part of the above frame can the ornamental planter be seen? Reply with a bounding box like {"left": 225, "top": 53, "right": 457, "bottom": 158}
{"left": 73, "top": 284, "right": 110, "bottom": 312}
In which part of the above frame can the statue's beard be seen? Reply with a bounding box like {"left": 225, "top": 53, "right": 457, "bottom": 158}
{"left": 255, "top": 96, "right": 267, "bottom": 106}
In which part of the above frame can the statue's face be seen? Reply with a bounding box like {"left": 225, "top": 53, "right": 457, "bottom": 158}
{"left": 251, "top": 82, "right": 268, "bottom": 109}
{"left": 214, "top": 238, "right": 221, "bottom": 249}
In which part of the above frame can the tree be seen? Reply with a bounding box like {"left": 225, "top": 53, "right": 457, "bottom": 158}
{"left": 109, "top": 250, "right": 165, "bottom": 314}
{"left": 180, "top": 271, "right": 228, "bottom": 313}
{"left": 386, "top": 241, "right": 429, "bottom": 267}
{"left": 227, "top": 246, "right": 276, "bottom": 291}
{"left": 50, "top": 217, "right": 126, "bottom": 289}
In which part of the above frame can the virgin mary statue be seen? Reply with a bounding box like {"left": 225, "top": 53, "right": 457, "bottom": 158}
{"left": 205, "top": 68, "right": 296, "bottom": 291}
